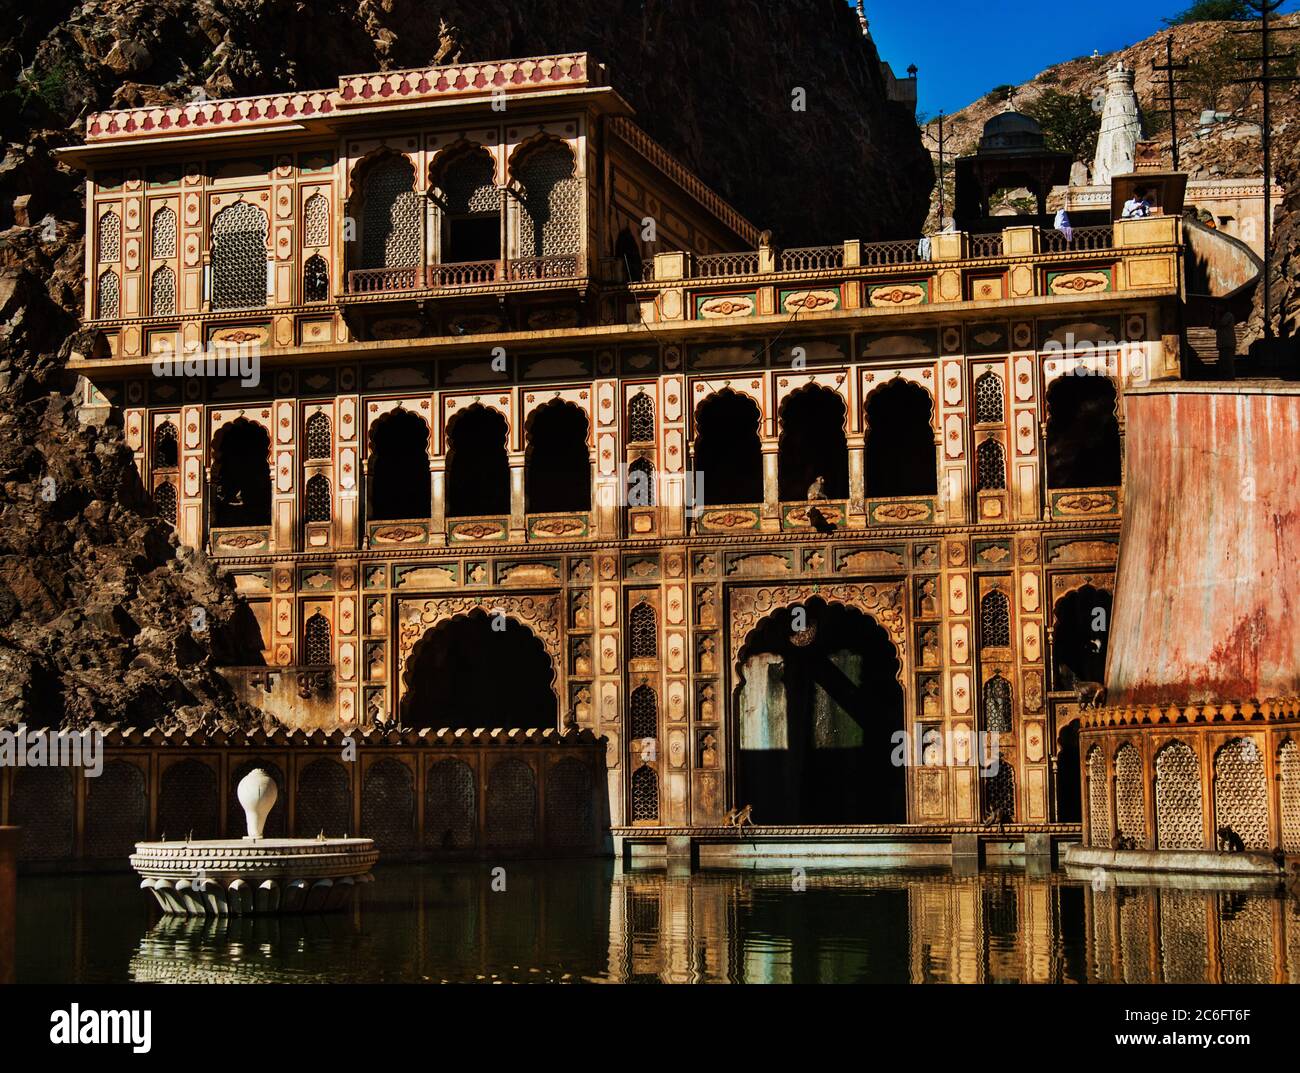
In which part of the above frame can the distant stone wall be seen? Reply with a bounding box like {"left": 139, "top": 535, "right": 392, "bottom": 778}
{"left": 0, "top": 728, "right": 608, "bottom": 869}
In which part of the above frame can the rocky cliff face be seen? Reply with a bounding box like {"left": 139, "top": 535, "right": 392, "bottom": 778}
{"left": 0, "top": 267, "right": 271, "bottom": 732}
{"left": 0, "top": 1, "right": 930, "bottom": 729}
{"left": 3, "top": 0, "right": 930, "bottom": 242}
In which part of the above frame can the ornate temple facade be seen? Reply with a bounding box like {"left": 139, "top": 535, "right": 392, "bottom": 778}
{"left": 58, "top": 53, "right": 1189, "bottom": 841}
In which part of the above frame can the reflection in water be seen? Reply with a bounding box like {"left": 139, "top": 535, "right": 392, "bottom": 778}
{"left": 16, "top": 862, "right": 1300, "bottom": 984}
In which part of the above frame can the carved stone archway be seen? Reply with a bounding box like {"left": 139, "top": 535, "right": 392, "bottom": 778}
{"left": 728, "top": 582, "right": 907, "bottom": 674}
{"left": 396, "top": 594, "right": 562, "bottom": 706}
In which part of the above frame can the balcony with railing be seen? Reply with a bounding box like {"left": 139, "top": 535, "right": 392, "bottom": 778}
{"left": 344, "top": 255, "right": 585, "bottom": 298}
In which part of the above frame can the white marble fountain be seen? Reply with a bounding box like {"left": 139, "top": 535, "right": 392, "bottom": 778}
{"left": 131, "top": 768, "right": 378, "bottom": 915}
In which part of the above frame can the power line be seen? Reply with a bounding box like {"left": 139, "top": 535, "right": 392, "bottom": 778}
{"left": 1227, "top": 0, "right": 1299, "bottom": 348}
{"left": 1151, "top": 36, "right": 1192, "bottom": 169}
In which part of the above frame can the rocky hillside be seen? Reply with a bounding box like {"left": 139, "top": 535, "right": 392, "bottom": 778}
{"left": 0, "top": 1, "right": 930, "bottom": 730}
{"left": 2, "top": 0, "right": 930, "bottom": 243}
{"left": 0, "top": 268, "right": 271, "bottom": 732}
{"left": 921, "top": 15, "right": 1299, "bottom": 220}
{"left": 922, "top": 13, "right": 1299, "bottom": 346}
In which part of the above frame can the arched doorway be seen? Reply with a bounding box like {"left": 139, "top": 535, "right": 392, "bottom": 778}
{"left": 865, "top": 380, "right": 937, "bottom": 497}
{"left": 778, "top": 386, "right": 849, "bottom": 501}
{"left": 368, "top": 408, "right": 430, "bottom": 521}
{"left": 1055, "top": 721, "right": 1082, "bottom": 823}
{"left": 401, "top": 610, "right": 557, "bottom": 730}
{"left": 211, "top": 419, "right": 271, "bottom": 527}
{"left": 525, "top": 400, "right": 590, "bottom": 513}
{"left": 1045, "top": 375, "right": 1121, "bottom": 489}
{"left": 445, "top": 404, "right": 509, "bottom": 517}
{"left": 1052, "top": 585, "right": 1113, "bottom": 689}
{"left": 695, "top": 390, "right": 762, "bottom": 505}
{"left": 734, "top": 598, "right": 905, "bottom": 824}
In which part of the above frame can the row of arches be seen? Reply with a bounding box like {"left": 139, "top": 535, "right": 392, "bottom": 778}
{"left": 697, "top": 374, "right": 1119, "bottom": 506}
{"left": 352, "top": 137, "right": 579, "bottom": 275}
{"left": 1085, "top": 737, "right": 1300, "bottom": 851}
{"left": 196, "top": 398, "right": 591, "bottom": 529}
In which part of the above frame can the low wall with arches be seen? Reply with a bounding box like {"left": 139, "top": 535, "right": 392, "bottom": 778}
{"left": 1077, "top": 700, "right": 1300, "bottom": 853}
{"left": 0, "top": 726, "right": 609, "bottom": 870}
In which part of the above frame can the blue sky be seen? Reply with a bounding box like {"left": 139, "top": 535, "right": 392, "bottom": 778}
{"left": 862, "top": 0, "right": 1300, "bottom": 117}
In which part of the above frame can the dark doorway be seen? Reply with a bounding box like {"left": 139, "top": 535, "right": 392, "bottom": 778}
{"left": 695, "top": 391, "right": 763, "bottom": 505}
{"left": 865, "top": 381, "right": 937, "bottom": 498}
{"left": 401, "top": 610, "right": 556, "bottom": 730}
{"left": 445, "top": 405, "right": 509, "bottom": 517}
{"left": 735, "top": 599, "right": 905, "bottom": 824}
{"left": 1056, "top": 721, "right": 1082, "bottom": 823}
{"left": 615, "top": 228, "right": 643, "bottom": 282}
{"left": 1052, "top": 585, "right": 1113, "bottom": 688}
{"left": 211, "top": 419, "right": 271, "bottom": 527}
{"left": 1045, "top": 375, "right": 1121, "bottom": 489}
{"left": 369, "top": 409, "right": 430, "bottom": 521}
{"left": 435, "top": 149, "right": 499, "bottom": 264}
{"left": 778, "top": 387, "right": 849, "bottom": 501}
{"left": 526, "top": 401, "right": 590, "bottom": 513}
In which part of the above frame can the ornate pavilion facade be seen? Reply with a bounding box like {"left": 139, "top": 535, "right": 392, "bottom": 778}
{"left": 57, "top": 54, "right": 1188, "bottom": 843}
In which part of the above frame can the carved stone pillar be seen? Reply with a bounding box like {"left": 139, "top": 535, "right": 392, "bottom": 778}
{"left": 509, "top": 452, "right": 526, "bottom": 540}
{"left": 760, "top": 440, "right": 779, "bottom": 532}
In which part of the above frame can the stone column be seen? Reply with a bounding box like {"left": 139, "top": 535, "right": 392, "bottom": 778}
{"left": 508, "top": 452, "right": 526, "bottom": 540}
{"left": 430, "top": 459, "right": 446, "bottom": 545}
{"left": 760, "top": 441, "right": 780, "bottom": 532}
{"left": 847, "top": 432, "right": 866, "bottom": 525}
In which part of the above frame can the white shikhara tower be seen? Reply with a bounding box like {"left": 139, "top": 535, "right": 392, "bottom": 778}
{"left": 1092, "top": 62, "right": 1142, "bottom": 185}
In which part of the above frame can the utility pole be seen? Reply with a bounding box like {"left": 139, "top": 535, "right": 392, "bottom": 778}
{"left": 1231, "top": 0, "right": 1298, "bottom": 347}
{"left": 1151, "top": 36, "right": 1190, "bottom": 170}
{"left": 938, "top": 110, "right": 946, "bottom": 228}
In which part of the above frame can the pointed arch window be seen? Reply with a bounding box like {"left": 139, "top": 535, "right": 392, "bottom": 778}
{"left": 304, "top": 612, "right": 332, "bottom": 666}
{"left": 976, "top": 438, "right": 1006, "bottom": 491}
{"left": 631, "top": 764, "right": 659, "bottom": 822}
{"left": 975, "top": 371, "right": 1004, "bottom": 424}
{"left": 305, "top": 411, "right": 332, "bottom": 460}
{"left": 303, "top": 193, "right": 329, "bottom": 248}
{"left": 629, "top": 603, "right": 657, "bottom": 659}
{"left": 516, "top": 141, "right": 580, "bottom": 258}
{"left": 628, "top": 391, "right": 655, "bottom": 443}
{"left": 627, "top": 457, "right": 656, "bottom": 507}
{"left": 154, "top": 481, "right": 178, "bottom": 525}
{"left": 630, "top": 685, "right": 658, "bottom": 740}
{"left": 210, "top": 200, "right": 268, "bottom": 310}
{"left": 97, "top": 210, "right": 121, "bottom": 263}
{"left": 980, "top": 590, "right": 1011, "bottom": 649}
{"left": 96, "top": 270, "right": 119, "bottom": 318}
{"left": 305, "top": 473, "right": 332, "bottom": 523}
{"left": 151, "top": 265, "right": 176, "bottom": 315}
{"left": 153, "top": 421, "right": 179, "bottom": 469}
{"left": 151, "top": 206, "right": 177, "bottom": 259}
{"left": 984, "top": 673, "right": 1012, "bottom": 733}
{"left": 303, "top": 254, "right": 329, "bottom": 302}
{"left": 361, "top": 155, "right": 421, "bottom": 270}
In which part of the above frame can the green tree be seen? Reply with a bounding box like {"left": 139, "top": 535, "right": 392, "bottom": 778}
{"left": 1164, "top": 0, "right": 1253, "bottom": 24}
{"left": 1023, "top": 90, "right": 1102, "bottom": 163}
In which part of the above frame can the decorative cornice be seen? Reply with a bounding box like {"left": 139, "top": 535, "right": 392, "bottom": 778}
{"left": 1078, "top": 697, "right": 1300, "bottom": 731}
{"left": 48, "top": 724, "right": 604, "bottom": 748}
{"left": 84, "top": 54, "right": 592, "bottom": 143}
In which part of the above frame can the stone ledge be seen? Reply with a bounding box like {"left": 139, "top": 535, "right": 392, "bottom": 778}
{"left": 1063, "top": 844, "right": 1287, "bottom": 877}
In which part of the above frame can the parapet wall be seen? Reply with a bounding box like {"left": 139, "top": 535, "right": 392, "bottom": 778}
{"left": 0, "top": 727, "right": 608, "bottom": 870}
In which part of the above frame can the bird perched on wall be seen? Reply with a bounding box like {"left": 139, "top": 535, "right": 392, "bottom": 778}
{"left": 806, "top": 475, "right": 827, "bottom": 501}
